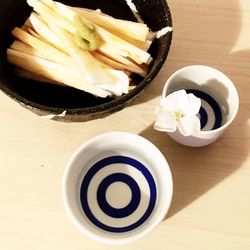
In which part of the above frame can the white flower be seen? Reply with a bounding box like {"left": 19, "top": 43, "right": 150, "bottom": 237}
{"left": 154, "top": 89, "right": 201, "bottom": 136}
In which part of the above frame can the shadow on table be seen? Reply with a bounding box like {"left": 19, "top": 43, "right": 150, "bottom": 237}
{"left": 135, "top": 0, "right": 250, "bottom": 217}
{"left": 131, "top": 0, "right": 250, "bottom": 107}
{"left": 139, "top": 99, "right": 249, "bottom": 218}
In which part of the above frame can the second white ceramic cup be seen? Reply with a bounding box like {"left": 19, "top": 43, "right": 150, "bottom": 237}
{"left": 161, "top": 65, "right": 239, "bottom": 147}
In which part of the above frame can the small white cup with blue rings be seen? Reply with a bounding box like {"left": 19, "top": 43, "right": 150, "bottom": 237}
{"left": 155, "top": 65, "right": 239, "bottom": 147}
{"left": 62, "top": 132, "right": 173, "bottom": 244}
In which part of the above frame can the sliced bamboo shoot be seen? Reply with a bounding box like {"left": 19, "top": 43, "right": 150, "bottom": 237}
{"left": 42, "top": 1, "right": 151, "bottom": 64}
{"left": 26, "top": 27, "right": 49, "bottom": 44}
{"left": 40, "top": 0, "right": 57, "bottom": 10}
{"left": 46, "top": 21, "right": 128, "bottom": 86}
{"left": 54, "top": 1, "right": 78, "bottom": 21}
{"left": 96, "top": 26, "right": 151, "bottom": 65}
{"left": 10, "top": 40, "right": 72, "bottom": 68}
{"left": 24, "top": 18, "right": 32, "bottom": 28}
{"left": 7, "top": 49, "right": 110, "bottom": 97}
{"left": 11, "top": 27, "right": 72, "bottom": 66}
{"left": 29, "top": 12, "right": 65, "bottom": 52}
{"left": 27, "top": 0, "right": 76, "bottom": 34}
{"left": 7, "top": 0, "right": 154, "bottom": 98}
{"left": 99, "top": 69, "right": 129, "bottom": 96}
{"left": 72, "top": 7, "right": 149, "bottom": 42}
{"left": 92, "top": 51, "right": 147, "bottom": 77}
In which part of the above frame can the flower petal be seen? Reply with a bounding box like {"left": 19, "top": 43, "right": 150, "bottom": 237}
{"left": 178, "top": 115, "right": 201, "bottom": 136}
{"left": 161, "top": 89, "right": 189, "bottom": 113}
{"left": 154, "top": 106, "right": 178, "bottom": 132}
{"left": 187, "top": 93, "right": 201, "bottom": 116}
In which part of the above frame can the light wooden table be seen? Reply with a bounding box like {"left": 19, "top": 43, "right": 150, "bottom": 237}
{"left": 1, "top": 0, "right": 250, "bottom": 249}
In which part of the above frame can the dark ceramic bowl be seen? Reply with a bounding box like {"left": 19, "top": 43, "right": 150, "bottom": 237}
{"left": 0, "top": 0, "right": 172, "bottom": 122}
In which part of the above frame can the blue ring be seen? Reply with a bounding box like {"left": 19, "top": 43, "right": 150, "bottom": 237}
{"left": 186, "top": 89, "right": 222, "bottom": 129}
{"left": 97, "top": 173, "right": 141, "bottom": 218}
{"left": 80, "top": 156, "right": 157, "bottom": 233}
{"left": 199, "top": 106, "right": 208, "bottom": 129}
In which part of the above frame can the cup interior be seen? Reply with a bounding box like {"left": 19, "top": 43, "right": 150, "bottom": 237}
{"left": 62, "top": 132, "right": 173, "bottom": 244}
{"left": 163, "top": 65, "right": 239, "bottom": 131}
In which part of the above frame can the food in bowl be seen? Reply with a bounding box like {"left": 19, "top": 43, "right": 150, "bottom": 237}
{"left": 0, "top": 0, "right": 172, "bottom": 121}
{"left": 7, "top": 0, "right": 154, "bottom": 98}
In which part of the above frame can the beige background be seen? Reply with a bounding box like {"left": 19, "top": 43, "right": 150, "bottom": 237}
{"left": 1, "top": 0, "right": 250, "bottom": 249}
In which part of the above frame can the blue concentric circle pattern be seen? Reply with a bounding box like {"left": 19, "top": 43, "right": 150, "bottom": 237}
{"left": 187, "top": 89, "right": 222, "bottom": 130}
{"left": 97, "top": 173, "right": 141, "bottom": 218}
{"left": 80, "top": 156, "right": 157, "bottom": 233}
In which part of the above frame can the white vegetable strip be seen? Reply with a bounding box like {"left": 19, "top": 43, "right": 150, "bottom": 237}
{"left": 10, "top": 40, "right": 82, "bottom": 75}
{"left": 101, "top": 69, "right": 129, "bottom": 95}
{"left": 108, "top": 32, "right": 152, "bottom": 51}
{"left": 27, "top": 0, "right": 130, "bottom": 94}
{"left": 29, "top": 12, "right": 65, "bottom": 52}
{"left": 95, "top": 26, "right": 151, "bottom": 65}
{"left": 8, "top": 0, "right": 154, "bottom": 97}
{"left": 7, "top": 49, "right": 110, "bottom": 97}
{"left": 46, "top": 21, "right": 124, "bottom": 86}
{"left": 40, "top": 1, "right": 152, "bottom": 65}
{"left": 40, "top": 0, "right": 57, "bottom": 10}
{"left": 27, "top": 0, "right": 122, "bottom": 87}
{"left": 72, "top": 7, "right": 149, "bottom": 42}
{"left": 55, "top": 1, "right": 78, "bottom": 21}
{"left": 11, "top": 27, "right": 72, "bottom": 66}
{"left": 26, "top": 27, "right": 48, "bottom": 43}
{"left": 24, "top": 18, "right": 32, "bottom": 28}
{"left": 10, "top": 40, "right": 66, "bottom": 64}
{"left": 92, "top": 51, "right": 147, "bottom": 76}
{"left": 93, "top": 46, "right": 144, "bottom": 70}
{"left": 27, "top": 0, "right": 76, "bottom": 33}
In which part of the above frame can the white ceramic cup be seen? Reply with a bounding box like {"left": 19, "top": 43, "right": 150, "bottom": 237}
{"left": 162, "top": 65, "right": 239, "bottom": 147}
{"left": 62, "top": 132, "right": 173, "bottom": 244}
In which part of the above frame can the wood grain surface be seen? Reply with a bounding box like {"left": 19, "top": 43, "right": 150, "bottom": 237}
{"left": 0, "top": 0, "right": 250, "bottom": 249}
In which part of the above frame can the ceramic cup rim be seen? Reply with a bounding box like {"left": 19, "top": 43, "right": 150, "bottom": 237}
{"left": 162, "top": 65, "right": 239, "bottom": 135}
{"left": 62, "top": 132, "right": 173, "bottom": 244}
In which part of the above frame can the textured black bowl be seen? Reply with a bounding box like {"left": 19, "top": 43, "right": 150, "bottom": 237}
{"left": 0, "top": 0, "right": 172, "bottom": 122}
